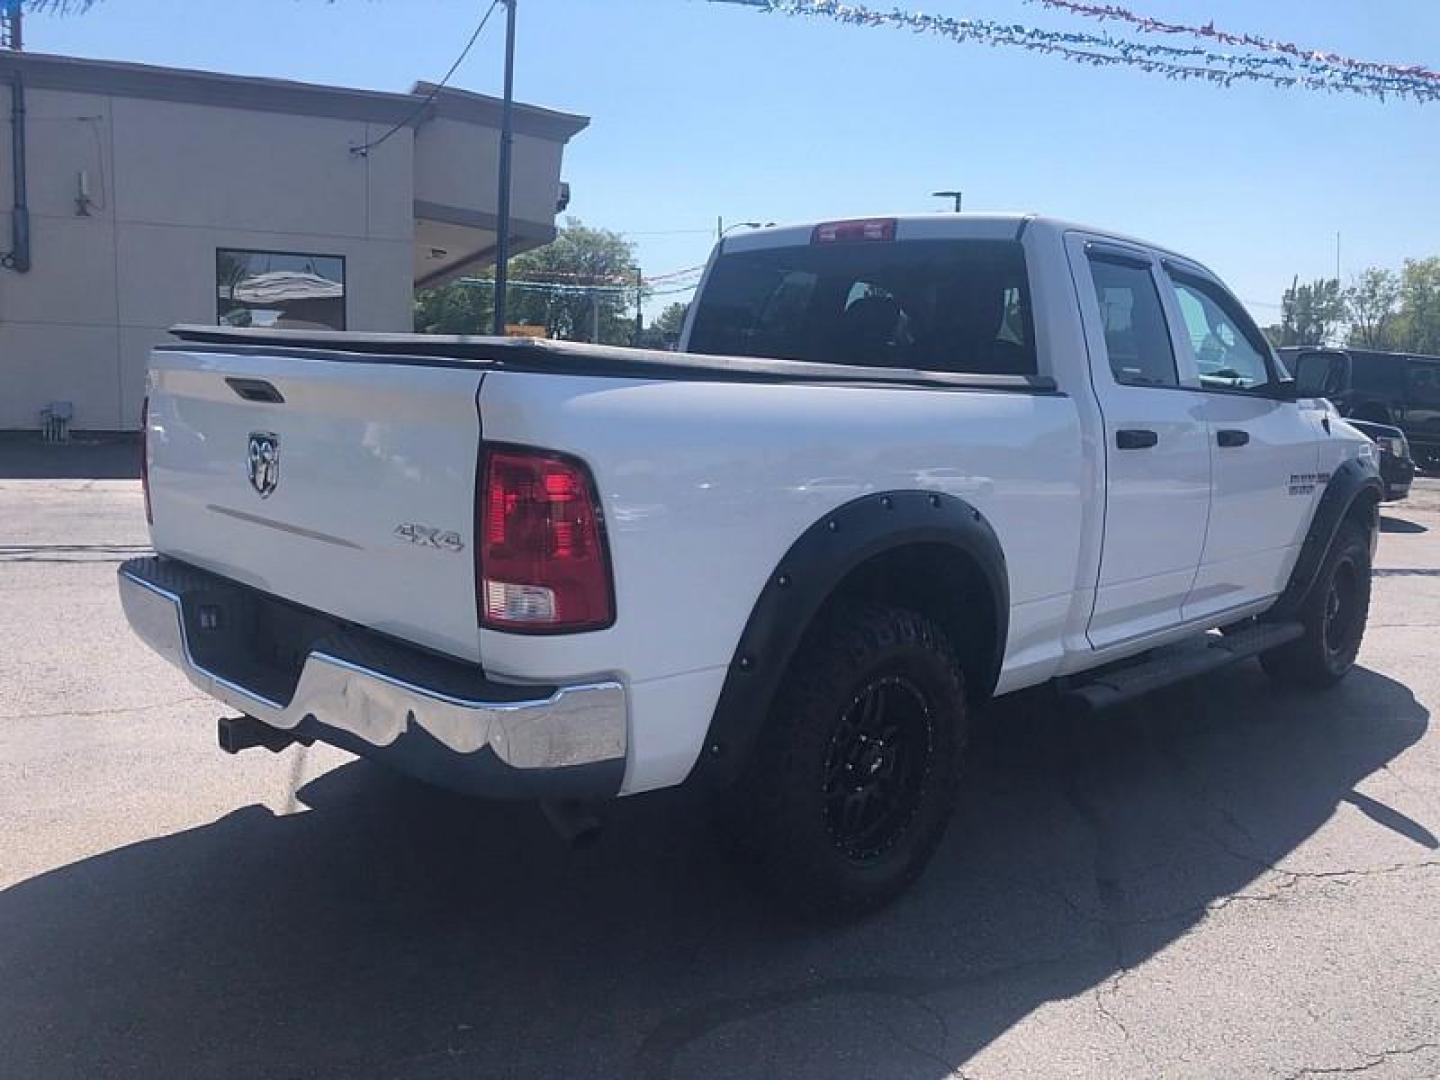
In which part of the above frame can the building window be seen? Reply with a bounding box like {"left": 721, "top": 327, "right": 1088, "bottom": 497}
{"left": 216, "top": 249, "right": 346, "bottom": 331}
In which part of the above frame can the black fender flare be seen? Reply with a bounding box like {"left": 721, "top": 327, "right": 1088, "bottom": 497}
{"left": 693, "top": 490, "right": 1008, "bottom": 788}
{"left": 1269, "top": 455, "right": 1383, "bottom": 620}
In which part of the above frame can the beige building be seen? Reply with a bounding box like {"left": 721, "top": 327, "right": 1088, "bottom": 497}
{"left": 0, "top": 51, "right": 587, "bottom": 431}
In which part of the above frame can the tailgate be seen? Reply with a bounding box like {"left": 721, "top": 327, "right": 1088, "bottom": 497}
{"left": 146, "top": 347, "right": 485, "bottom": 662}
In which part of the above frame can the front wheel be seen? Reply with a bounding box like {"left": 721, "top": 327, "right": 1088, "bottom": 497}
{"left": 1260, "top": 520, "right": 1372, "bottom": 688}
{"left": 727, "top": 604, "right": 968, "bottom": 918}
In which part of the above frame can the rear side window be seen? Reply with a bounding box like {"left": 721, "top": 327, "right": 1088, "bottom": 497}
{"left": 1086, "top": 256, "right": 1178, "bottom": 388}
{"left": 686, "top": 239, "right": 1036, "bottom": 375}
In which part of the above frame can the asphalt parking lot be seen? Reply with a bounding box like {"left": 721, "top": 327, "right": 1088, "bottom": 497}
{"left": 3, "top": 445, "right": 1439, "bottom": 1079}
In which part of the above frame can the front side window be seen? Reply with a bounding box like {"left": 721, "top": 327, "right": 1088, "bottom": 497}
{"left": 217, "top": 249, "right": 346, "bottom": 331}
{"left": 687, "top": 239, "right": 1036, "bottom": 375}
{"left": 1167, "top": 275, "right": 1272, "bottom": 392}
{"left": 1087, "top": 256, "right": 1178, "bottom": 387}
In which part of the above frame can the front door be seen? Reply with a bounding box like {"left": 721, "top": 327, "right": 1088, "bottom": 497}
{"left": 1161, "top": 267, "right": 1322, "bottom": 621}
{"left": 1070, "top": 237, "right": 1212, "bottom": 650}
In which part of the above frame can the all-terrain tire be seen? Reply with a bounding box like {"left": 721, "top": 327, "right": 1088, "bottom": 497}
{"left": 728, "top": 604, "right": 969, "bottom": 918}
{"left": 1260, "top": 520, "right": 1372, "bottom": 689}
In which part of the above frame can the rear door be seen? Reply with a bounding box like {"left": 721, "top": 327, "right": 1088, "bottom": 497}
{"left": 1068, "top": 236, "right": 1212, "bottom": 650}
{"left": 1160, "top": 266, "right": 1322, "bottom": 621}
{"left": 146, "top": 347, "right": 485, "bottom": 661}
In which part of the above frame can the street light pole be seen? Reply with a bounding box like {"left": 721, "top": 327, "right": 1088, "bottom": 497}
{"left": 932, "top": 190, "right": 963, "bottom": 212}
{"left": 491, "top": 0, "right": 517, "bottom": 336}
{"left": 719, "top": 220, "right": 762, "bottom": 239}
{"left": 634, "top": 267, "right": 644, "bottom": 346}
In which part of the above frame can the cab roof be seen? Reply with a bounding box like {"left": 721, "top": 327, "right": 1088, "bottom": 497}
{"left": 718, "top": 212, "right": 1210, "bottom": 274}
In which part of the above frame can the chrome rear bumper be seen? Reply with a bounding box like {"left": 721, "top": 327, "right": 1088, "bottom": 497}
{"left": 118, "top": 557, "right": 627, "bottom": 798}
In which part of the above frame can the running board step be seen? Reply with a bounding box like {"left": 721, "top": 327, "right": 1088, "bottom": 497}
{"left": 1062, "top": 621, "right": 1305, "bottom": 713}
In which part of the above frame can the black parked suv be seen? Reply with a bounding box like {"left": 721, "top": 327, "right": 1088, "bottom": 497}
{"left": 1281, "top": 347, "right": 1440, "bottom": 473}
{"left": 1344, "top": 418, "right": 1415, "bottom": 501}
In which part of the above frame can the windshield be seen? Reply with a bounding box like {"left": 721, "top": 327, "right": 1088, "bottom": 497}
{"left": 687, "top": 239, "right": 1036, "bottom": 375}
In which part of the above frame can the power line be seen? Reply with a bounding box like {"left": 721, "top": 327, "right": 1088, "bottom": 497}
{"left": 650, "top": 283, "right": 701, "bottom": 298}
{"left": 645, "top": 262, "right": 707, "bottom": 283}
{"left": 458, "top": 277, "right": 631, "bottom": 294}
{"left": 446, "top": 261, "right": 705, "bottom": 288}
{"left": 351, "top": 0, "right": 501, "bottom": 157}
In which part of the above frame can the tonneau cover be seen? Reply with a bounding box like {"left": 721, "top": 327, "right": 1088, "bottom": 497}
{"left": 164, "top": 324, "right": 1058, "bottom": 393}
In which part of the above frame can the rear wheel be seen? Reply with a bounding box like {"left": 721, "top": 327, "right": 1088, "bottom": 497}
{"left": 727, "top": 605, "right": 968, "bottom": 918}
{"left": 1260, "top": 520, "right": 1372, "bottom": 688}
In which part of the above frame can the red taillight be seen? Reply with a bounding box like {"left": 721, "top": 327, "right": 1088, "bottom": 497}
{"left": 478, "top": 447, "right": 614, "bottom": 632}
{"left": 140, "top": 396, "right": 153, "bottom": 525}
{"left": 811, "top": 218, "right": 897, "bottom": 244}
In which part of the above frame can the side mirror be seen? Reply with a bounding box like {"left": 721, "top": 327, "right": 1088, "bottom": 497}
{"left": 1268, "top": 379, "right": 1299, "bottom": 402}
{"left": 1294, "top": 352, "right": 1348, "bottom": 398}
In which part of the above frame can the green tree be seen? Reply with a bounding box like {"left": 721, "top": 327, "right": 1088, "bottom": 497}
{"left": 1345, "top": 267, "right": 1401, "bottom": 349}
{"left": 414, "top": 277, "right": 492, "bottom": 335}
{"left": 636, "top": 302, "right": 689, "bottom": 350}
{"left": 416, "top": 219, "right": 641, "bottom": 345}
{"left": 1278, "top": 276, "right": 1344, "bottom": 347}
{"left": 1394, "top": 257, "right": 1440, "bottom": 354}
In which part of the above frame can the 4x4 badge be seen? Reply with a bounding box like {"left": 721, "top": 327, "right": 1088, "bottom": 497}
{"left": 247, "top": 432, "right": 280, "bottom": 498}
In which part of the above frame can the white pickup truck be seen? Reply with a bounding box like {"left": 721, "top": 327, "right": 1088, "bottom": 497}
{"left": 121, "top": 214, "right": 1382, "bottom": 914}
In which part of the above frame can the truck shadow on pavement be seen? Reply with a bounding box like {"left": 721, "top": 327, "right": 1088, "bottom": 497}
{"left": 1380, "top": 514, "right": 1428, "bottom": 534}
{"left": 0, "top": 664, "right": 1430, "bottom": 1079}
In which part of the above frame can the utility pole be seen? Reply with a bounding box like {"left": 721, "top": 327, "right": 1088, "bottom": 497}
{"left": 932, "top": 190, "right": 963, "bottom": 212}
{"left": 1335, "top": 231, "right": 1341, "bottom": 283}
{"left": 633, "top": 267, "right": 644, "bottom": 346}
{"left": 491, "top": 0, "right": 517, "bottom": 336}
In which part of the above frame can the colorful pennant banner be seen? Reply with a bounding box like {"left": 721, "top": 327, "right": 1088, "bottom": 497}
{"left": 1028, "top": 1, "right": 1440, "bottom": 84}
{"left": 753, "top": 1, "right": 1440, "bottom": 103}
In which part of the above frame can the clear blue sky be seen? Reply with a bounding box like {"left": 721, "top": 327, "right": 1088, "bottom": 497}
{"left": 21, "top": 0, "right": 1440, "bottom": 322}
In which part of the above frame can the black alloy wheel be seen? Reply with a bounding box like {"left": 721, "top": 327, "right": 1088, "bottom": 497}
{"left": 725, "top": 604, "right": 969, "bottom": 917}
{"left": 822, "top": 675, "right": 934, "bottom": 862}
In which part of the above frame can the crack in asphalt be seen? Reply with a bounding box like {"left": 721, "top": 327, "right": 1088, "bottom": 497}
{"left": 1281, "top": 1040, "right": 1440, "bottom": 1078}
{"left": 1027, "top": 858, "right": 1440, "bottom": 933}
{"left": 630, "top": 954, "right": 1112, "bottom": 1080}
{"left": 1091, "top": 973, "right": 1132, "bottom": 1042}
{"left": 1002, "top": 725, "right": 1440, "bottom": 1058}
{"left": 1056, "top": 763, "right": 1135, "bottom": 1045}
{"left": 873, "top": 1008, "right": 964, "bottom": 1079}
{"left": 1206, "top": 860, "right": 1440, "bottom": 915}
{"left": 1374, "top": 762, "right": 1440, "bottom": 816}
{"left": 0, "top": 543, "right": 152, "bottom": 565}
{"left": 0, "top": 695, "right": 208, "bottom": 723}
